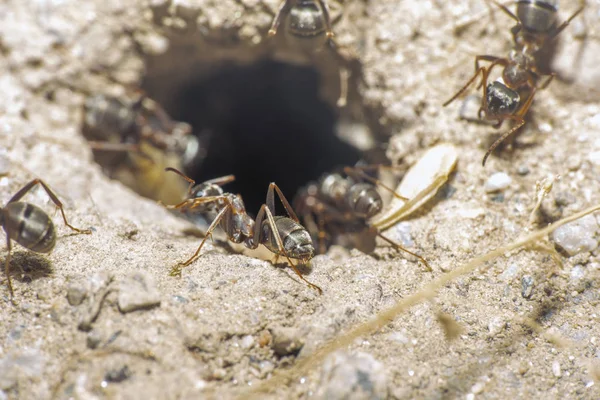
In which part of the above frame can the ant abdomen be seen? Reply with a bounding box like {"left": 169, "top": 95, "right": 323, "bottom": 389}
{"left": 517, "top": 0, "right": 559, "bottom": 33}
{"left": 262, "top": 216, "right": 314, "bottom": 260}
{"left": 346, "top": 183, "right": 383, "bottom": 219}
{"left": 3, "top": 202, "right": 56, "bottom": 253}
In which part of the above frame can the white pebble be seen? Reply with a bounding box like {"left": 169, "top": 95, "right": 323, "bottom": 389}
{"left": 485, "top": 172, "right": 512, "bottom": 193}
{"left": 240, "top": 335, "right": 254, "bottom": 350}
{"left": 488, "top": 316, "right": 505, "bottom": 335}
{"left": 316, "top": 352, "right": 387, "bottom": 400}
{"left": 551, "top": 215, "right": 599, "bottom": 256}
{"left": 552, "top": 361, "right": 562, "bottom": 377}
{"left": 570, "top": 265, "right": 585, "bottom": 281}
{"left": 118, "top": 271, "right": 161, "bottom": 313}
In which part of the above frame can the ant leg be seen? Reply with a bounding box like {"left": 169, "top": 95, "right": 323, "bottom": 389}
{"left": 482, "top": 87, "right": 537, "bottom": 166}
{"left": 343, "top": 166, "right": 408, "bottom": 201}
{"left": 8, "top": 179, "right": 91, "bottom": 234}
{"left": 165, "top": 168, "right": 236, "bottom": 196}
{"left": 443, "top": 67, "right": 487, "bottom": 107}
{"left": 489, "top": 0, "right": 519, "bottom": 23}
{"left": 539, "top": 73, "right": 555, "bottom": 90}
{"left": 203, "top": 175, "right": 236, "bottom": 187}
{"left": 317, "top": 0, "right": 335, "bottom": 38}
{"left": 316, "top": 214, "right": 328, "bottom": 255}
{"left": 268, "top": 0, "right": 292, "bottom": 37}
{"left": 551, "top": 3, "right": 585, "bottom": 39}
{"left": 474, "top": 55, "right": 505, "bottom": 89}
{"left": 88, "top": 141, "right": 156, "bottom": 163}
{"left": 163, "top": 195, "right": 229, "bottom": 211}
{"left": 266, "top": 183, "right": 300, "bottom": 223}
{"left": 165, "top": 167, "right": 196, "bottom": 194}
{"left": 88, "top": 141, "right": 142, "bottom": 153}
{"left": 377, "top": 232, "right": 431, "bottom": 272}
{"left": 4, "top": 224, "right": 14, "bottom": 298}
{"left": 337, "top": 67, "right": 350, "bottom": 108}
{"left": 254, "top": 204, "right": 323, "bottom": 294}
{"left": 170, "top": 203, "right": 231, "bottom": 276}
{"left": 482, "top": 117, "right": 525, "bottom": 166}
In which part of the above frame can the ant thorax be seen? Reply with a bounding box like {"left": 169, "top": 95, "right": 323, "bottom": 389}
{"left": 504, "top": 53, "right": 531, "bottom": 88}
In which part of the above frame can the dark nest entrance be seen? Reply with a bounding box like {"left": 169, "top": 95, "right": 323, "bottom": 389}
{"left": 142, "top": 56, "right": 363, "bottom": 212}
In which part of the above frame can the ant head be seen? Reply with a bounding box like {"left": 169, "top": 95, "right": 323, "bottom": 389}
{"left": 286, "top": 227, "right": 315, "bottom": 261}
{"left": 485, "top": 81, "right": 521, "bottom": 118}
{"left": 289, "top": 1, "right": 327, "bottom": 35}
{"left": 190, "top": 182, "right": 224, "bottom": 199}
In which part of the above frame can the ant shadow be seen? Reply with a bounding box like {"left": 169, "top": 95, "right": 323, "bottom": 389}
{"left": 2, "top": 251, "right": 54, "bottom": 284}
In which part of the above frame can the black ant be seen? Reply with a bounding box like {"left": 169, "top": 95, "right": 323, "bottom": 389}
{"left": 444, "top": 0, "right": 584, "bottom": 166}
{"left": 268, "top": 0, "right": 356, "bottom": 107}
{"left": 163, "top": 168, "right": 322, "bottom": 294}
{"left": 83, "top": 92, "right": 200, "bottom": 203}
{"left": 1, "top": 179, "right": 91, "bottom": 298}
{"left": 293, "top": 166, "right": 431, "bottom": 271}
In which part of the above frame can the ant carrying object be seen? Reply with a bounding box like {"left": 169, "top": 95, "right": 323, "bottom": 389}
{"left": 444, "top": 0, "right": 584, "bottom": 166}
{"left": 268, "top": 0, "right": 355, "bottom": 107}
{"left": 84, "top": 92, "right": 196, "bottom": 161}
{"left": 1, "top": 179, "right": 92, "bottom": 298}
{"left": 163, "top": 168, "right": 322, "bottom": 294}
{"left": 294, "top": 166, "right": 431, "bottom": 271}
{"left": 83, "top": 92, "right": 201, "bottom": 204}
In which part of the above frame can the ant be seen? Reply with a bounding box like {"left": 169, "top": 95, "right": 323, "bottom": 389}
{"left": 1, "top": 179, "right": 92, "bottom": 298}
{"left": 444, "top": 0, "right": 584, "bottom": 166}
{"left": 269, "top": 0, "right": 335, "bottom": 47}
{"left": 163, "top": 168, "right": 322, "bottom": 294}
{"left": 83, "top": 92, "right": 200, "bottom": 204}
{"left": 268, "top": 0, "right": 355, "bottom": 107}
{"left": 293, "top": 166, "right": 431, "bottom": 271}
{"left": 83, "top": 92, "right": 197, "bottom": 165}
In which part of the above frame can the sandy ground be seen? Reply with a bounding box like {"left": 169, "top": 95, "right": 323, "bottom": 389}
{"left": 1, "top": 0, "right": 600, "bottom": 399}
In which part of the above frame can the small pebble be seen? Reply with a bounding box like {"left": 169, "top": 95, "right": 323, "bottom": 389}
{"left": 551, "top": 215, "right": 599, "bottom": 256}
{"left": 66, "top": 283, "right": 88, "bottom": 306}
{"left": 570, "top": 265, "right": 585, "bottom": 281}
{"left": 521, "top": 275, "right": 534, "bottom": 299}
{"left": 104, "top": 365, "right": 131, "bottom": 383}
{"left": 485, "top": 172, "right": 512, "bottom": 193}
{"left": 459, "top": 94, "right": 482, "bottom": 121}
{"left": 86, "top": 330, "right": 102, "bottom": 349}
{"left": 240, "top": 335, "right": 254, "bottom": 350}
{"left": 393, "top": 222, "right": 414, "bottom": 247}
{"left": 271, "top": 327, "right": 304, "bottom": 357}
{"left": 552, "top": 361, "right": 562, "bottom": 378}
{"left": 517, "top": 165, "right": 530, "bottom": 176}
{"left": 0, "top": 152, "right": 10, "bottom": 176}
{"left": 499, "top": 264, "right": 519, "bottom": 281}
{"left": 316, "top": 352, "right": 387, "bottom": 400}
{"left": 258, "top": 360, "right": 274, "bottom": 378}
{"left": 117, "top": 272, "right": 161, "bottom": 313}
{"left": 488, "top": 316, "right": 505, "bottom": 335}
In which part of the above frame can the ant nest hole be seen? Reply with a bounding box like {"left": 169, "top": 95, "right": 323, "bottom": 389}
{"left": 122, "top": 0, "right": 385, "bottom": 212}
